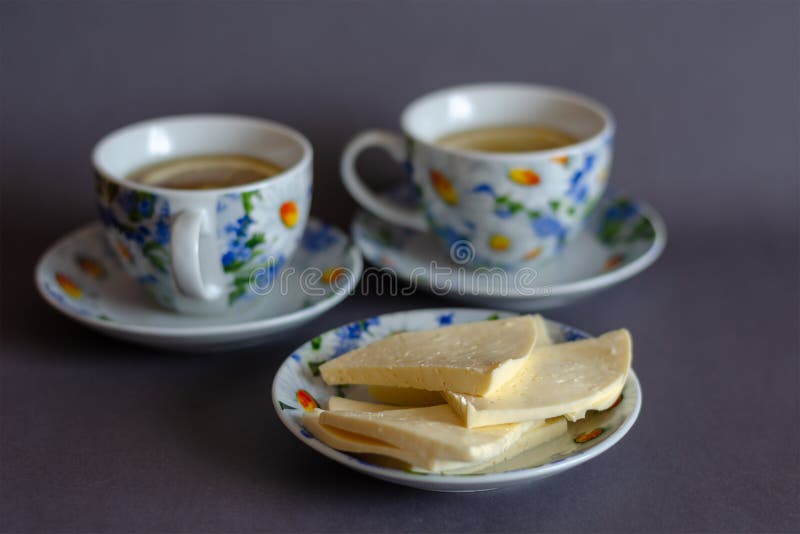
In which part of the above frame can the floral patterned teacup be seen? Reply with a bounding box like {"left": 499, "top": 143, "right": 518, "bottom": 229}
{"left": 341, "top": 83, "right": 615, "bottom": 269}
{"left": 94, "top": 115, "right": 312, "bottom": 314}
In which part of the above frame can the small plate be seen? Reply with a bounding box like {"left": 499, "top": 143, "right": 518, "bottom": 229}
{"left": 352, "top": 190, "right": 666, "bottom": 311}
{"left": 35, "top": 218, "right": 363, "bottom": 351}
{"left": 272, "top": 308, "right": 641, "bottom": 492}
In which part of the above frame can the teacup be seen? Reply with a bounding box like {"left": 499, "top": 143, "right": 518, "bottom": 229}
{"left": 93, "top": 114, "right": 312, "bottom": 314}
{"left": 341, "top": 83, "right": 614, "bottom": 268}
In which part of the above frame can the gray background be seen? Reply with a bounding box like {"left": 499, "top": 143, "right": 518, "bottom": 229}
{"left": 1, "top": 1, "right": 798, "bottom": 532}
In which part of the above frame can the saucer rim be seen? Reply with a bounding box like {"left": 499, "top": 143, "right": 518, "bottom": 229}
{"left": 34, "top": 219, "right": 364, "bottom": 339}
{"left": 351, "top": 191, "right": 667, "bottom": 299}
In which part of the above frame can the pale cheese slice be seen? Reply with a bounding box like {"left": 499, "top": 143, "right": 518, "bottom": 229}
{"left": 319, "top": 315, "right": 538, "bottom": 396}
{"left": 429, "top": 417, "right": 567, "bottom": 474}
{"left": 328, "top": 396, "right": 402, "bottom": 412}
{"left": 444, "top": 329, "right": 632, "bottom": 427}
{"left": 303, "top": 409, "right": 566, "bottom": 473}
{"left": 365, "top": 314, "right": 552, "bottom": 406}
{"left": 367, "top": 386, "right": 443, "bottom": 406}
{"left": 318, "top": 403, "right": 544, "bottom": 463}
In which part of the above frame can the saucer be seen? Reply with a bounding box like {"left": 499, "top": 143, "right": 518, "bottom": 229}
{"left": 35, "top": 218, "right": 363, "bottom": 351}
{"left": 273, "top": 308, "right": 641, "bottom": 492}
{"left": 352, "top": 190, "right": 666, "bottom": 311}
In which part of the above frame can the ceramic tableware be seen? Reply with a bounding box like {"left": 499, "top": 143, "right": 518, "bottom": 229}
{"left": 273, "top": 308, "right": 641, "bottom": 492}
{"left": 94, "top": 114, "right": 312, "bottom": 314}
{"left": 35, "top": 218, "right": 362, "bottom": 351}
{"left": 341, "top": 83, "right": 614, "bottom": 269}
{"left": 351, "top": 190, "right": 666, "bottom": 311}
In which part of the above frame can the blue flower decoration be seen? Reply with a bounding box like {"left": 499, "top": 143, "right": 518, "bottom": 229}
{"left": 437, "top": 313, "right": 454, "bottom": 326}
{"left": 604, "top": 201, "right": 637, "bottom": 221}
{"left": 302, "top": 224, "right": 338, "bottom": 252}
{"left": 583, "top": 154, "right": 596, "bottom": 172}
{"left": 155, "top": 218, "right": 170, "bottom": 245}
{"left": 251, "top": 255, "right": 287, "bottom": 287}
{"left": 434, "top": 224, "right": 468, "bottom": 247}
{"left": 472, "top": 183, "right": 496, "bottom": 196}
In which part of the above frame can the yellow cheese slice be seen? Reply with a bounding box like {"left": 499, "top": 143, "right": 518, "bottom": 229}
{"left": 367, "top": 386, "right": 443, "bottom": 406}
{"left": 327, "top": 396, "right": 401, "bottom": 412}
{"left": 318, "top": 403, "right": 545, "bottom": 463}
{"left": 319, "top": 315, "right": 539, "bottom": 396}
{"left": 364, "top": 315, "right": 553, "bottom": 406}
{"left": 444, "top": 329, "right": 632, "bottom": 427}
{"left": 303, "top": 409, "right": 566, "bottom": 473}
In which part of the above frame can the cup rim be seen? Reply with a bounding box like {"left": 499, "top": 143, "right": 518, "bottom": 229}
{"left": 92, "top": 113, "right": 313, "bottom": 196}
{"left": 399, "top": 82, "right": 615, "bottom": 160}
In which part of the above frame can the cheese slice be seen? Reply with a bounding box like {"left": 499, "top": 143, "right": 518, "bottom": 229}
{"left": 318, "top": 403, "right": 544, "bottom": 463}
{"left": 444, "top": 329, "right": 632, "bottom": 427}
{"left": 367, "top": 386, "right": 443, "bottom": 406}
{"left": 319, "top": 315, "right": 538, "bottom": 396}
{"left": 364, "top": 315, "right": 553, "bottom": 406}
{"left": 423, "top": 417, "right": 567, "bottom": 474}
{"left": 328, "top": 396, "right": 401, "bottom": 412}
{"left": 303, "top": 408, "right": 566, "bottom": 473}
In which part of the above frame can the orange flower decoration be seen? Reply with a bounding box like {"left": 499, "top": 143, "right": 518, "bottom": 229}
{"left": 524, "top": 247, "right": 542, "bottom": 260}
{"left": 117, "top": 241, "right": 133, "bottom": 263}
{"left": 430, "top": 170, "right": 458, "bottom": 205}
{"left": 551, "top": 155, "right": 569, "bottom": 166}
{"left": 56, "top": 273, "right": 82, "bottom": 299}
{"left": 322, "top": 267, "right": 346, "bottom": 284}
{"left": 603, "top": 254, "right": 625, "bottom": 271}
{"left": 280, "top": 201, "right": 299, "bottom": 228}
{"left": 509, "top": 168, "right": 541, "bottom": 186}
{"left": 488, "top": 234, "right": 511, "bottom": 252}
{"left": 296, "top": 389, "right": 318, "bottom": 412}
{"left": 77, "top": 256, "right": 105, "bottom": 279}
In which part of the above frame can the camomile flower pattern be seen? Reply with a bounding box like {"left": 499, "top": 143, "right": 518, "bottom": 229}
{"left": 216, "top": 175, "right": 310, "bottom": 305}
{"left": 95, "top": 167, "right": 310, "bottom": 309}
{"left": 409, "top": 135, "right": 613, "bottom": 269}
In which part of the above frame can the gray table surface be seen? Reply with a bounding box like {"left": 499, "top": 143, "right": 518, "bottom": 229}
{"left": 2, "top": 2, "right": 798, "bottom": 532}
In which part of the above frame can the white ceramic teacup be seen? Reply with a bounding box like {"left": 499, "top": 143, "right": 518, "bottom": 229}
{"left": 93, "top": 114, "right": 312, "bottom": 314}
{"left": 341, "top": 83, "right": 614, "bottom": 268}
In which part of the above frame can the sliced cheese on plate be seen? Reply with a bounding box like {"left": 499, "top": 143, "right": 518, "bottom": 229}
{"left": 318, "top": 403, "right": 545, "bottom": 463}
{"left": 319, "top": 315, "right": 538, "bottom": 396}
{"left": 444, "top": 329, "right": 632, "bottom": 427}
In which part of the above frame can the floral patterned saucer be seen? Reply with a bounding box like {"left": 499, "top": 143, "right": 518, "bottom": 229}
{"left": 35, "top": 218, "right": 363, "bottom": 351}
{"left": 273, "top": 308, "right": 641, "bottom": 492}
{"left": 351, "top": 190, "right": 666, "bottom": 311}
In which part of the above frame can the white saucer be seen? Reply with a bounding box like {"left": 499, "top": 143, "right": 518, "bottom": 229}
{"left": 273, "top": 308, "right": 641, "bottom": 492}
{"left": 352, "top": 190, "right": 666, "bottom": 311}
{"left": 35, "top": 218, "right": 363, "bottom": 351}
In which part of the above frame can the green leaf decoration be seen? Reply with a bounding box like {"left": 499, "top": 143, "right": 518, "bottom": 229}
{"left": 599, "top": 220, "right": 623, "bottom": 245}
{"left": 311, "top": 336, "right": 322, "bottom": 350}
{"left": 241, "top": 190, "right": 262, "bottom": 214}
{"left": 142, "top": 241, "right": 168, "bottom": 273}
{"left": 496, "top": 195, "right": 509, "bottom": 204}
{"left": 335, "top": 385, "right": 349, "bottom": 397}
{"left": 487, "top": 313, "right": 500, "bottom": 320}
{"left": 549, "top": 200, "right": 561, "bottom": 212}
{"left": 228, "top": 286, "right": 246, "bottom": 305}
{"left": 278, "top": 401, "right": 296, "bottom": 411}
{"left": 245, "top": 233, "right": 266, "bottom": 248}
{"left": 626, "top": 217, "right": 655, "bottom": 242}
{"left": 566, "top": 206, "right": 576, "bottom": 216}
{"left": 509, "top": 201, "right": 524, "bottom": 214}
{"left": 223, "top": 259, "right": 245, "bottom": 273}
{"left": 527, "top": 210, "right": 541, "bottom": 219}
{"left": 308, "top": 360, "right": 325, "bottom": 376}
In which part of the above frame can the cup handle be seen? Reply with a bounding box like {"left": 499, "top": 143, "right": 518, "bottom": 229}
{"left": 171, "top": 209, "right": 222, "bottom": 301}
{"left": 340, "top": 130, "right": 428, "bottom": 231}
